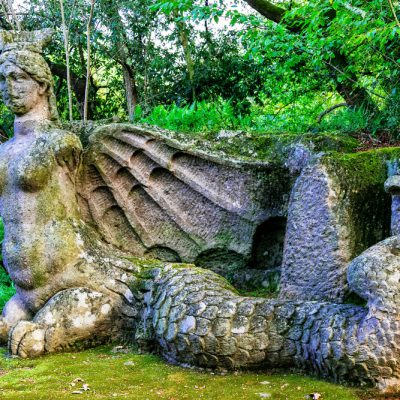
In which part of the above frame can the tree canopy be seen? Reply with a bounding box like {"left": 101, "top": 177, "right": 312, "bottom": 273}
{"left": 0, "top": 0, "right": 399, "bottom": 139}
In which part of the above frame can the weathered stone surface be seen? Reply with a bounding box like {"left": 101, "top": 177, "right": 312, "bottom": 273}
{"left": 280, "top": 151, "right": 397, "bottom": 302}
{"left": 385, "top": 173, "right": 400, "bottom": 236}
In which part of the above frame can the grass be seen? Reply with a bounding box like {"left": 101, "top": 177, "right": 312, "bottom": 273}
{"left": 0, "top": 345, "right": 371, "bottom": 400}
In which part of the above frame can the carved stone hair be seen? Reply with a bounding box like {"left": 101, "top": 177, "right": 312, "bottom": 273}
{"left": 0, "top": 29, "right": 59, "bottom": 121}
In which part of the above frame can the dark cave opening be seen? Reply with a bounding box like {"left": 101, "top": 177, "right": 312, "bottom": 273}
{"left": 250, "top": 217, "right": 287, "bottom": 271}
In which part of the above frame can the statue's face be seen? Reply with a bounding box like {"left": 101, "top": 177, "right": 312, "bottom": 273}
{"left": 0, "top": 61, "right": 47, "bottom": 116}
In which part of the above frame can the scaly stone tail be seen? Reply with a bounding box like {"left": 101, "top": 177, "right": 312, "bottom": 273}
{"left": 138, "top": 257, "right": 400, "bottom": 389}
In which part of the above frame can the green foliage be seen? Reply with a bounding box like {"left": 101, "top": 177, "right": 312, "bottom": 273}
{"left": 140, "top": 97, "right": 379, "bottom": 136}
{"left": 0, "top": 345, "right": 365, "bottom": 399}
{"left": 0, "top": 104, "right": 14, "bottom": 140}
{"left": 141, "top": 99, "right": 252, "bottom": 132}
{"left": 1, "top": 0, "right": 400, "bottom": 136}
{"left": 0, "top": 219, "right": 15, "bottom": 312}
{"left": 148, "top": 0, "right": 400, "bottom": 136}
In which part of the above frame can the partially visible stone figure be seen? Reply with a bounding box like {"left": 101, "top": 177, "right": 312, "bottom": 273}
{"left": 1, "top": 29, "right": 400, "bottom": 392}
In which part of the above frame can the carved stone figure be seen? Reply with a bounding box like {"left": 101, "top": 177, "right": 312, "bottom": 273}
{"left": 1, "top": 29, "right": 400, "bottom": 391}
{"left": 0, "top": 29, "right": 139, "bottom": 356}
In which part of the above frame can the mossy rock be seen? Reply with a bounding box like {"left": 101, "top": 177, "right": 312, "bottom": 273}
{"left": 323, "top": 147, "right": 400, "bottom": 258}
{"left": 135, "top": 126, "right": 360, "bottom": 163}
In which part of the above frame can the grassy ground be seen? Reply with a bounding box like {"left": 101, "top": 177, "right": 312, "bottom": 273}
{"left": 0, "top": 345, "right": 374, "bottom": 400}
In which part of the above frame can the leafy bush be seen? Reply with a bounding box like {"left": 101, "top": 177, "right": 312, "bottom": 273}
{"left": 140, "top": 98, "right": 377, "bottom": 136}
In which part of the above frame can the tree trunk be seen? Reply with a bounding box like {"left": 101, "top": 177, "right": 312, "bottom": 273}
{"left": 49, "top": 62, "right": 94, "bottom": 119}
{"left": 59, "top": 0, "right": 73, "bottom": 121}
{"left": 84, "top": 0, "right": 95, "bottom": 123}
{"left": 101, "top": 2, "right": 140, "bottom": 121}
{"left": 173, "top": 9, "right": 196, "bottom": 103}
{"left": 243, "top": 0, "right": 285, "bottom": 24}
{"left": 6, "top": 0, "right": 20, "bottom": 30}
{"left": 122, "top": 63, "right": 139, "bottom": 121}
{"left": 330, "top": 52, "right": 377, "bottom": 112}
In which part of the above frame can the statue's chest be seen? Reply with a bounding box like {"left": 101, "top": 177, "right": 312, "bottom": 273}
{"left": 0, "top": 138, "right": 56, "bottom": 193}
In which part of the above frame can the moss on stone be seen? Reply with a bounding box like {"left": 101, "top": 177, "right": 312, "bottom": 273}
{"left": 122, "top": 256, "right": 239, "bottom": 295}
{"left": 322, "top": 147, "right": 400, "bottom": 259}
{"left": 87, "top": 123, "right": 360, "bottom": 164}
{"left": 324, "top": 147, "right": 400, "bottom": 187}
{"left": 150, "top": 127, "right": 359, "bottom": 163}
{"left": 123, "top": 256, "right": 165, "bottom": 270}
{"left": 193, "top": 130, "right": 359, "bottom": 163}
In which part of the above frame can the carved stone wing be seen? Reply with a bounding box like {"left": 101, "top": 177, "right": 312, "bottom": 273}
{"left": 78, "top": 124, "right": 291, "bottom": 272}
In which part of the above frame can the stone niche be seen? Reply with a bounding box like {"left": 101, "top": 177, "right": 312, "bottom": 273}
{"left": 79, "top": 124, "right": 400, "bottom": 298}
{"left": 251, "top": 216, "right": 287, "bottom": 270}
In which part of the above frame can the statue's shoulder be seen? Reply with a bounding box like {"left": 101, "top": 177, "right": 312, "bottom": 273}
{"left": 46, "top": 127, "right": 83, "bottom": 152}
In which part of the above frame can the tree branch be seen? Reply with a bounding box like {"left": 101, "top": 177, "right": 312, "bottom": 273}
{"left": 243, "top": 0, "right": 301, "bottom": 32}
{"left": 388, "top": 0, "right": 400, "bottom": 30}
{"left": 243, "top": 0, "right": 284, "bottom": 23}
{"left": 317, "top": 103, "right": 348, "bottom": 123}
{"left": 84, "top": 0, "right": 95, "bottom": 123}
{"left": 243, "top": 0, "right": 378, "bottom": 111}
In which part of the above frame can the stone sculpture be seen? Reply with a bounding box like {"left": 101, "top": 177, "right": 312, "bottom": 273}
{"left": 1, "top": 29, "right": 400, "bottom": 391}
{"left": 0, "top": 29, "right": 140, "bottom": 356}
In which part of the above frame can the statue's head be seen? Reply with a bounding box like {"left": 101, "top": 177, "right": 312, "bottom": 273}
{"left": 0, "top": 29, "right": 58, "bottom": 121}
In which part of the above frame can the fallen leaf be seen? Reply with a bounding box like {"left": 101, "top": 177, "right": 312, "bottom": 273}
{"left": 281, "top": 383, "right": 289, "bottom": 389}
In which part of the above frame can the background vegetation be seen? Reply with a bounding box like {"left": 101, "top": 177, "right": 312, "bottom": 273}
{"left": 0, "top": 0, "right": 397, "bottom": 142}
{"left": 0, "top": 219, "right": 14, "bottom": 311}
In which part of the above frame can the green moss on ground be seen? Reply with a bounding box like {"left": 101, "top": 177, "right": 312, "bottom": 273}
{"left": 0, "top": 345, "right": 370, "bottom": 400}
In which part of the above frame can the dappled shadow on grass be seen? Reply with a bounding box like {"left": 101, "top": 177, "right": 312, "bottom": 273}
{"left": 0, "top": 345, "right": 369, "bottom": 400}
